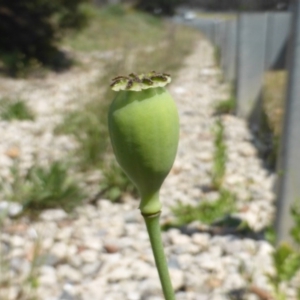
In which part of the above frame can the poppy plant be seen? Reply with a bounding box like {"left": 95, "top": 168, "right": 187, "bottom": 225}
{"left": 108, "top": 71, "right": 179, "bottom": 299}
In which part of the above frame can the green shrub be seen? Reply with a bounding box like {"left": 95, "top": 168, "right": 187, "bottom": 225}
{"left": 5, "top": 161, "right": 85, "bottom": 214}
{"left": 135, "top": 0, "right": 182, "bottom": 15}
{"left": 0, "top": 0, "right": 89, "bottom": 75}
{"left": 0, "top": 98, "right": 35, "bottom": 121}
{"left": 102, "top": 4, "right": 126, "bottom": 17}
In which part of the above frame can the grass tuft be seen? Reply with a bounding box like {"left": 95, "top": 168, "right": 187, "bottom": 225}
{"left": 212, "top": 118, "right": 226, "bottom": 189}
{"left": 267, "top": 243, "right": 300, "bottom": 300}
{"left": 215, "top": 96, "right": 235, "bottom": 115}
{"left": 0, "top": 98, "right": 35, "bottom": 121}
{"left": 171, "top": 189, "right": 236, "bottom": 226}
{"left": 3, "top": 161, "right": 85, "bottom": 215}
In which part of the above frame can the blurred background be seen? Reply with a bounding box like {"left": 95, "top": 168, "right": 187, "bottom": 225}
{"left": 0, "top": 0, "right": 292, "bottom": 76}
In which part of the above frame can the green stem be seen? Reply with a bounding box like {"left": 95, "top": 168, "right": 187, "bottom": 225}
{"left": 143, "top": 212, "right": 175, "bottom": 300}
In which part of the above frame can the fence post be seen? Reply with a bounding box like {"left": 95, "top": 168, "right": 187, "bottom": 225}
{"left": 275, "top": 0, "right": 300, "bottom": 244}
{"left": 223, "top": 19, "right": 238, "bottom": 83}
{"left": 235, "top": 13, "right": 268, "bottom": 122}
{"left": 220, "top": 21, "right": 228, "bottom": 74}
{"left": 265, "top": 12, "right": 291, "bottom": 70}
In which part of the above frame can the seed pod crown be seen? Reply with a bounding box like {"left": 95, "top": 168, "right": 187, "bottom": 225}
{"left": 110, "top": 71, "right": 171, "bottom": 92}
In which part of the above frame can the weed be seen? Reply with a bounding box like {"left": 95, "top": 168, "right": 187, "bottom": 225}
{"left": 267, "top": 243, "right": 300, "bottom": 300}
{"left": 99, "top": 160, "right": 138, "bottom": 202}
{"left": 265, "top": 200, "right": 300, "bottom": 300}
{"left": 214, "top": 46, "right": 221, "bottom": 65}
{"left": 172, "top": 189, "right": 236, "bottom": 226}
{"left": 4, "top": 161, "right": 85, "bottom": 215}
{"left": 290, "top": 203, "right": 300, "bottom": 245}
{"left": 212, "top": 118, "right": 226, "bottom": 189}
{"left": 215, "top": 96, "right": 235, "bottom": 115}
{"left": 0, "top": 98, "right": 35, "bottom": 121}
{"left": 0, "top": 231, "right": 41, "bottom": 300}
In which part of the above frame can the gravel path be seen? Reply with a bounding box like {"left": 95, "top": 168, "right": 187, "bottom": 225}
{"left": 0, "top": 38, "right": 298, "bottom": 300}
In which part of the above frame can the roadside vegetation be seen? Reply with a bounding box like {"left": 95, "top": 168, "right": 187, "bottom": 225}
{"left": 266, "top": 203, "right": 300, "bottom": 300}
{"left": 172, "top": 189, "right": 236, "bottom": 227}
{"left": 166, "top": 117, "right": 237, "bottom": 231}
{"left": 214, "top": 95, "right": 235, "bottom": 115}
{"left": 2, "top": 161, "right": 85, "bottom": 216}
{"left": 212, "top": 119, "right": 227, "bottom": 189}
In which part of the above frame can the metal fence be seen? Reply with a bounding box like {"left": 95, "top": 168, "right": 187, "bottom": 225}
{"left": 178, "top": 4, "right": 300, "bottom": 244}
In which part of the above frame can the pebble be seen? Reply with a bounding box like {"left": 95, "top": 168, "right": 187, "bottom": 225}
{"left": 81, "top": 261, "right": 101, "bottom": 277}
{"left": 79, "top": 250, "right": 98, "bottom": 263}
{"left": 50, "top": 242, "right": 68, "bottom": 261}
{"left": 40, "top": 209, "right": 68, "bottom": 221}
{"left": 56, "top": 264, "right": 82, "bottom": 283}
{"left": 0, "top": 201, "right": 23, "bottom": 217}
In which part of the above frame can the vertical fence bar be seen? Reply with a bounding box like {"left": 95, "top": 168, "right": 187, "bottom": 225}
{"left": 236, "top": 13, "right": 268, "bottom": 121}
{"left": 220, "top": 21, "right": 228, "bottom": 74}
{"left": 265, "top": 12, "right": 291, "bottom": 70}
{"left": 214, "top": 20, "right": 224, "bottom": 49}
{"left": 275, "top": 0, "right": 300, "bottom": 244}
{"left": 213, "top": 20, "right": 221, "bottom": 47}
{"left": 223, "top": 19, "right": 238, "bottom": 83}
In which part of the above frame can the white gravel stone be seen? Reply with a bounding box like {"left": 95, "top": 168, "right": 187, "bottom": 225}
{"left": 81, "top": 262, "right": 101, "bottom": 277}
{"left": 56, "top": 227, "right": 73, "bottom": 241}
{"left": 40, "top": 209, "right": 68, "bottom": 221}
{"left": 79, "top": 249, "right": 98, "bottom": 263}
{"left": 83, "top": 237, "right": 103, "bottom": 251}
{"left": 192, "top": 233, "right": 210, "bottom": 249}
{"left": 107, "top": 267, "right": 133, "bottom": 282}
{"left": 8, "top": 202, "right": 23, "bottom": 217}
{"left": 10, "top": 235, "right": 25, "bottom": 247}
{"left": 170, "top": 234, "right": 191, "bottom": 245}
{"left": 170, "top": 268, "right": 185, "bottom": 291}
{"left": 57, "top": 264, "right": 82, "bottom": 282}
{"left": 50, "top": 242, "right": 68, "bottom": 261}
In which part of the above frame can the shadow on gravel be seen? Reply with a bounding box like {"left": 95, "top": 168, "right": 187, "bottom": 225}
{"left": 162, "top": 215, "right": 268, "bottom": 241}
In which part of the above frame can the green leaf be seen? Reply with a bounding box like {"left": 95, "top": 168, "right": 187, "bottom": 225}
{"left": 272, "top": 243, "right": 300, "bottom": 282}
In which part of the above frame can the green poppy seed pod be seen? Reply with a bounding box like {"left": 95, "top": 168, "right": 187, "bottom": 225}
{"left": 108, "top": 72, "right": 179, "bottom": 215}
